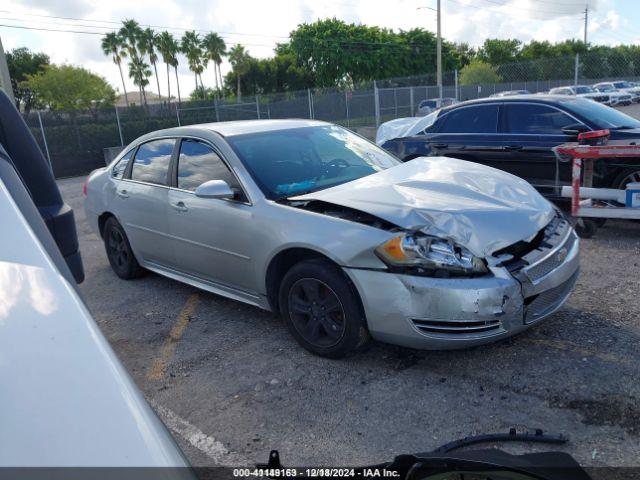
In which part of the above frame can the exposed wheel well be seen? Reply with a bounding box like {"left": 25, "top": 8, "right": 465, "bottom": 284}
{"left": 98, "top": 212, "right": 115, "bottom": 238}
{"left": 265, "top": 248, "right": 365, "bottom": 318}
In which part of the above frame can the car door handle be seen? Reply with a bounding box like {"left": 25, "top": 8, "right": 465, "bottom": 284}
{"left": 116, "top": 189, "right": 129, "bottom": 198}
{"left": 504, "top": 145, "right": 523, "bottom": 151}
{"left": 431, "top": 143, "right": 448, "bottom": 149}
{"left": 171, "top": 201, "right": 188, "bottom": 212}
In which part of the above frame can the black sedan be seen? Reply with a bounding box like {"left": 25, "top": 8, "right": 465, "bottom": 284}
{"left": 379, "top": 95, "right": 640, "bottom": 190}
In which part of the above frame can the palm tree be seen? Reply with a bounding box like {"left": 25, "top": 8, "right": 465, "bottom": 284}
{"left": 157, "top": 31, "right": 180, "bottom": 104}
{"left": 180, "top": 31, "right": 205, "bottom": 93}
{"left": 128, "top": 56, "right": 151, "bottom": 106}
{"left": 139, "top": 27, "right": 161, "bottom": 100}
{"left": 202, "top": 32, "right": 226, "bottom": 95}
{"left": 101, "top": 32, "right": 129, "bottom": 107}
{"left": 228, "top": 44, "right": 250, "bottom": 102}
{"left": 119, "top": 19, "right": 146, "bottom": 104}
{"left": 119, "top": 19, "right": 142, "bottom": 61}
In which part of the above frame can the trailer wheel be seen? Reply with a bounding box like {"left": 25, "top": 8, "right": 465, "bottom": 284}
{"left": 575, "top": 218, "right": 597, "bottom": 238}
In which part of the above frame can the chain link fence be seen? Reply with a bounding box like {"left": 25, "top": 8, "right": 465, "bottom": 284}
{"left": 25, "top": 53, "right": 640, "bottom": 177}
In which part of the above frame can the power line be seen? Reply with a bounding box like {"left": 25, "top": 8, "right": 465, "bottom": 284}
{"left": 446, "top": 0, "right": 583, "bottom": 21}
{"left": 476, "top": 0, "right": 586, "bottom": 16}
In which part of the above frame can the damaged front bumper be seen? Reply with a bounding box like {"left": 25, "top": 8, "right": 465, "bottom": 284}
{"left": 344, "top": 218, "right": 580, "bottom": 350}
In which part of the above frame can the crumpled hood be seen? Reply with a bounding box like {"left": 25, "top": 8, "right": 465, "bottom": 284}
{"left": 292, "top": 157, "right": 555, "bottom": 257}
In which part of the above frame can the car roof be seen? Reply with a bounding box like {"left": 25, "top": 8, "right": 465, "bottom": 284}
{"left": 439, "top": 94, "right": 575, "bottom": 113}
{"left": 172, "top": 119, "right": 328, "bottom": 138}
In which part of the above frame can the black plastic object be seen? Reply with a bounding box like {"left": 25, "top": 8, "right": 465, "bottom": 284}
{"left": 431, "top": 427, "right": 568, "bottom": 453}
{"left": 0, "top": 90, "right": 84, "bottom": 283}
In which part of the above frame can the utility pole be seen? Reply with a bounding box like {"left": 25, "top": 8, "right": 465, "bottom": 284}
{"left": 583, "top": 5, "right": 588, "bottom": 44}
{"left": 436, "top": 0, "right": 442, "bottom": 100}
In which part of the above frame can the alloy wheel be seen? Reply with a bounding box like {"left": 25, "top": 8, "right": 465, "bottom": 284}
{"left": 617, "top": 170, "right": 640, "bottom": 189}
{"left": 288, "top": 278, "right": 346, "bottom": 348}
{"left": 107, "top": 228, "right": 129, "bottom": 270}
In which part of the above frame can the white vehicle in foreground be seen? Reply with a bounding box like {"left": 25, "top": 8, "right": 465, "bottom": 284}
{"left": 548, "top": 85, "right": 613, "bottom": 106}
{"left": 0, "top": 90, "right": 191, "bottom": 475}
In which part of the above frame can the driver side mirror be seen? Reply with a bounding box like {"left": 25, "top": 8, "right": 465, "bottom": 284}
{"left": 194, "top": 180, "right": 235, "bottom": 200}
{"left": 562, "top": 123, "right": 589, "bottom": 137}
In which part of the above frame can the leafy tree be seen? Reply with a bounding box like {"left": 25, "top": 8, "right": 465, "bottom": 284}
{"left": 5, "top": 47, "right": 49, "bottom": 112}
{"left": 181, "top": 31, "right": 206, "bottom": 92}
{"left": 139, "top": 27, "right": 162, "bottom": 99}
{"left": 202, "top": 32, "right": 227, "bottom": 95}
{"left": 228, "top": 44, "right": 251, "bottom": 101}
{"left": 477, "top": 39, "right": 522, "bottom": 66}
{"left": 459, "top": 60, "right": 502, "bottom": 85}
{"left": 101, "top": 32, "right": 129, "bottom": 107}
{"left": 21, "top": 64, "right": 115, "bottom": 112}
{"left": 157, "top": 31, "right": 181, "bottom": 104}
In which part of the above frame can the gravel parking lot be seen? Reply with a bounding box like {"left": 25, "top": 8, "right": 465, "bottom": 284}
{"left": 58, "top": 108, "right": 640, "bottom": 469}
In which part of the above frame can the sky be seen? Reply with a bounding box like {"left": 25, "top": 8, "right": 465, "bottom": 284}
{"left": 0, "top": 0, "right": 638, "bottom": 99}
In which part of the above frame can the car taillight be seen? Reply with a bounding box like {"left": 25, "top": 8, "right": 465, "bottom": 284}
{"left": 578, "top": 129, "right": 610, "bottom": 146}
{"left": 82, "top": 179, "right": 88, "bottom": 196}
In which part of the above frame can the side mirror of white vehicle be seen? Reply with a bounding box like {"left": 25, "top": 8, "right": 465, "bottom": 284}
{"left": 194, "top": 179, "right": 235, "bottom": 199}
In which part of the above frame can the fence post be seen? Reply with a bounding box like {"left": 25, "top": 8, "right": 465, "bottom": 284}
{"left": 176, "top": 106, "right": 181, "bottom": 126}
{"left": 409, "top": 87, "right": 414, "bottom": 115}
{"left": 574, "top": 53, "right": 579, "bottom": 86}
{"left": 36, "top": 111, "right": 52, "bottom": 173}
{"left": 255, "top": 95, "right": 261, "bottom": 119}
{"left": 214, "top": 98, "right": 220, "bottom": 122}
{"left": 393, "top": 88, "right": 398, "bottom": 117}
{"left": 114, "top": 106, "right": 124, "bottom": 146}
{"left": 307, "top": 88, "right": 314, "bottom": 119}
{"left": 454, "top": 70, "right": 459, "bottom": 100}
{"left": 345, "top": 91, "right": 350, "bottom": 127}
{"left": 374, "top": 80, "right": 380, "bottom": 128}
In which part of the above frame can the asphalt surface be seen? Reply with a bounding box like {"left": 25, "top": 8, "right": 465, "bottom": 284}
{"left": 59, "top": 112, "right": 640, "bottom": 469}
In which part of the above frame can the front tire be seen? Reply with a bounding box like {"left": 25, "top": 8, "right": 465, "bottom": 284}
{"left": 278, "top": 259, "right": 370, "bottom": 358}
{"left": 103, "top": 217, "right": 145, "bottom": 279}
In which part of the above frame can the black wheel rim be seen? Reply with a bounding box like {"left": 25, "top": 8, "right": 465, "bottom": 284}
{"left": 618, "top": 170, "right": 640, "bottom": 189}
{"left": 288, "top": 278, "right": 346, "bottom": 348}
{"left": 107, "top": 227, "right": 129, "bottom": 271}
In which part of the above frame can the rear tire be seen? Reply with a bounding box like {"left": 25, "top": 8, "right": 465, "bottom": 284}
{"left": 103, "top": 217, "right": 145, "bottom": 279}
{"left": 612, "top": 168, "right": 640, "bottom": 190}
{"left": 278, "top": 259, "right": 370, "bottom": 358}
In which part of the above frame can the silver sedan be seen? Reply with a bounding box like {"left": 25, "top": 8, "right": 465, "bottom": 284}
{"left": 84, "top": 120, "right": 579, "bottom": 358}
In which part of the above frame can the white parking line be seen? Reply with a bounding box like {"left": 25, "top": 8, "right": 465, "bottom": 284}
{"left": 150, "top": 399, "right": 251, "bottom": 466}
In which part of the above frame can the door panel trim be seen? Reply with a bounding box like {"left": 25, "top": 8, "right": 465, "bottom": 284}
{"left": 126, "top": 223, "right": 251, "bottom": 260}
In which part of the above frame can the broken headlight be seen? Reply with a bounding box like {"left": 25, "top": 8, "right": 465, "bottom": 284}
{"left": 375, "top": 233, "right": 488, "bottom": 275}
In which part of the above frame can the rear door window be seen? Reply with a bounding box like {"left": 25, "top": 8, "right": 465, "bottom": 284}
{"left": 112, "top": 149, "right": 134, "bottom": 179}
{"left": 130, "top": 138, "right": 175, "bottom": 186}
{"left": 503, "top": 104, "right": 576, "bottom": 134}
{"left": 437, "top": 104, "right": 499, "bottom": 133}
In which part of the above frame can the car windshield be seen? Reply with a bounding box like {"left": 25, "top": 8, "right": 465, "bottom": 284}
{"left": 598, "top": 84, "right": 615, "bottom": 92}
{"left": 561, "top": 97, "right": 640, "bottom": 129}
{"left": 574, "top": 86, "right": 594, "bottom": 94}
{"left": 613, "top": 81, "right": 631, "bottom": 88}
{"left": 227, "top": 125, "right": 401, "bottom": 200}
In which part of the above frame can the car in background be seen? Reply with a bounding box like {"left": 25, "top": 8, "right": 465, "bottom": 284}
{"left": 610, "top": 80, "right": 640, "bottom": 102}
{"left": 415, "top": 97, "right": 457, "bottom": 116}
{"left": 378, "top": 95, "right": 640, "bottom": 191}
{"left": 593, "top": 82, "right": 634, "bottom": 105}
{"left": 85, "top": 120, "right": 579, "bottom": 357}
{"left": 0, "top": 90, "right": 191, "bottom": 473}
{"left": 491, "top": 90, "right": 531, "bottom": 97}
{"left": 549, "top": 85, "right": 612, "bottom": 106}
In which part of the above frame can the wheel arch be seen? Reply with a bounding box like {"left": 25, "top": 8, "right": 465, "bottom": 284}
{"left": 264, "top": 246, "right": 365, "bottom": 319}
